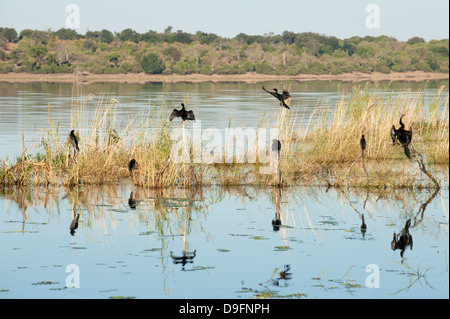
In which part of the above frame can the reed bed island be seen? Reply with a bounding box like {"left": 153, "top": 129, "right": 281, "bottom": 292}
{"left": 1, "top": 86, "right": 448, "bottom": 191}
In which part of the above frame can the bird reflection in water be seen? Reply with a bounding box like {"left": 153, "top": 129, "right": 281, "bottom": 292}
{"left": 170, "top": 208, "right": 197, "bottom": 270}
{"left": 391, "top": 219, "right": 413, "bottom": 258}
{"left": 170, "top": 250, "right": 197, "bottom": 269}
{"left": 272, "top": 265, "right": 292, "bottom": 287}
{"left": 69, "top": 205, "right": 80, "bottom": 236}
{"left": 360, "top": 214, "right": 367, "bottom": 238}
{"left": 128, "top": 191, "right": 138, "bottom": 209}
{"left": 271, "top": 187, "right": 282, "bottom": 231}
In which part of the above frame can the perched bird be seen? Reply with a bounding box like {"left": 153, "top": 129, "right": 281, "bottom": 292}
{"left": 397, "top": 115, "right": 413, "bottom": 159}
{"left": 262, "top": 86, "right": 291, "bottom": 109}
{"left": 360, "top": 135, "right": 366, "bottom": 158}
{"left": 69, "top": 130, "right": 80, "bottom": 152}
{"left": 271, "top": 139, "right": 281, "bottom": 154}
{"left": 170, "top": 103, "right": 196, "bottom": 122}
{"left": 391, "top": 115, "right": 413, "bottom": 159}
{"left": 128, "top": 159, "right": 137, "bottom": 177}
{"left": 390, "top": 125, "right": 398, "bottom": 145}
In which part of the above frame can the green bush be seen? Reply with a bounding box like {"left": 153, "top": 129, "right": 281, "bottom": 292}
{"left": 140, "top": 53, "right": 165, "bottom": 74}
{"left": 199, "top": 64, "right": 212, "bottom": 75}
{"left": 255, "top": 61, "right": 274, "bottom": 74}
{"left": 0, "top": 63, "right": 14, "bottom": 73}
{"left": 215, "top": 64, "right": 240, "bottom": 74}
{"left": 239, "top": 60, "right": 254, "bottom": 73}
{"left": 374, "top": 60, "right": 391, "bottom": 73}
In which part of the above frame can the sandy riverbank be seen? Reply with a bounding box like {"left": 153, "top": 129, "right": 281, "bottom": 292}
{"left": 0, "top": 71, "right": 448, "bottom": 84}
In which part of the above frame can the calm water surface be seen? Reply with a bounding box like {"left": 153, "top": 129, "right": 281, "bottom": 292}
{"left": 0, "top": 80, "right": 448, "bottom": 299}
{"left": 0, "top": 183, "right": 448, "bottom": 299}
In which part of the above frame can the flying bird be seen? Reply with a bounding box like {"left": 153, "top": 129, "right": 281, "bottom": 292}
{"left": 170, "top": 103, "right": 196, "bottom": 122}
{"left": 262, "top": 86, "right": 291, "bottom": 109}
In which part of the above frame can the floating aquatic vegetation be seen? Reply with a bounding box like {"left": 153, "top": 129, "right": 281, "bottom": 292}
{"left": 32, "top": 281, "right": 59, "bottom": 286}
{"left": 274, "top": 245, "right": 292, "bottom": 251}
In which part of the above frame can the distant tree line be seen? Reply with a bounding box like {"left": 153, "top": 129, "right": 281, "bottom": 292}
{"left": 0, "top": 26, "right": 448, "bottom": 75}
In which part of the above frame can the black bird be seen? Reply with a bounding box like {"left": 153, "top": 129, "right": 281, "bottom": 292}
{"left": 69, "top": 130, "right": 80, "bottom": 152}
{"left": 262, "top": 86, "right": 291, "bottom": 109}
{"left": 170, "top": 103, "right": 196, "bottom": 122}
{"left": 391, "top": 115, "right": 413, "bottom": 159}
{"left": 128, "top": 159, "right": 137, "bottom": 177}
{"left": 397, "top": 115, "right": 413, "bottom": 159}
{"left": 360, "top": 135, "right": 366, "bottom": 158}
{"left": 390, "top": 125, "right": 398, "bottom": 145}
{"left": 271, "top": 139, "right": 281, "bottom": 154}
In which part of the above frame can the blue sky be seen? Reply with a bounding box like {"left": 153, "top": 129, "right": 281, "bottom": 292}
{"left": 1, "top": 0, "right": 448, "bottom": 41}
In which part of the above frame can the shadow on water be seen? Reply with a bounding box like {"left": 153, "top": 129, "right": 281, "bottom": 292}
{"left": 0, "top": 182, "right": 448, "bottom": 298}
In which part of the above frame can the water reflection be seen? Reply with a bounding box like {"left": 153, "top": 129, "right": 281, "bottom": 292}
{"left": 170, "top": 208, "right": 197, "bottom": 270}
{"left": 271, "top": 187, "right": 282, "bottom": 231}
{"left": 389, "top": 188, "right": 441, "bottom": 261}
{"left": 170, "top": 250, "right": 197, "bottom": 268}
{"left": 360, "top": 214, "right": 367, "bottom": 238}
{"left": 391, "top": 219, "right": 413, "bottom": 259}
{"left": 272, "top": 265, "right": 292, "bottom": 287}
{"left": 0, "top": 183, "right": 448, "bottom": 298}
{"left": 128, "top": 191, "right": 137, "bottom": 209}
{"left": 69, "top": 204, "right": 80, "bottom": 236}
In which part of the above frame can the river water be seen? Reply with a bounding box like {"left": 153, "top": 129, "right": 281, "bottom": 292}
{"left": 0, "top": 80, "right": 448, "bottom": 299}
